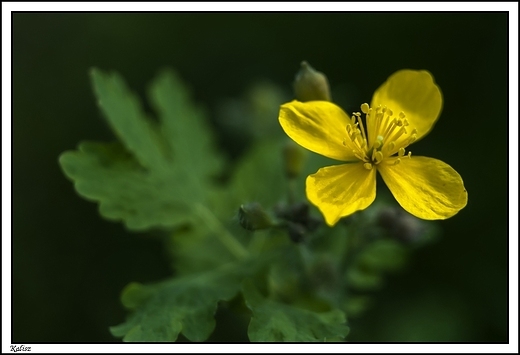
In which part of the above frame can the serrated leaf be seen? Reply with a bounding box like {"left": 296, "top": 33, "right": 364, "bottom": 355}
{"left": 59, "top": 141, "right": 193, "bottom": 230}
{"left": 59, "top": 69, "right": 223, "bottom": 230}
{"left": 110, "top": 277, "right": 231, "bottom": 342}
{"left": 243, "top": 281, "right": 349, "bottom": 342}
{"left": 111, "top": 265, "right": 243, "bottom": 342}
{"left": 111, "top": 256, "right": 275, "bottom": 342}
{"left": 148, "top": 69, "right": 223, "bottom": 180}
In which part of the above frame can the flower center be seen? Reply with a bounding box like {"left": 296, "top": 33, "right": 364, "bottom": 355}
{"left": 342, "top": 103, "right": 418, "bottom": 170}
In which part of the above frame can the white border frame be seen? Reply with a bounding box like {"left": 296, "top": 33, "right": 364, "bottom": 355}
{"left": 3, "top": 2, "right": 518, "bottom": 353}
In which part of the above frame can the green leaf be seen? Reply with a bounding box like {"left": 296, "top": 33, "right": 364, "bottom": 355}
{"left": 243, "top": 281, "right": 349, "bottom": 342}
{"left": 111, "top": 259, "right": 266, "bottom": 342}
{"left": 148, "top": 69, "right": 223, "bottom": 181}
{"left": 59, "top": 69, "right": 223, "bottom": 230}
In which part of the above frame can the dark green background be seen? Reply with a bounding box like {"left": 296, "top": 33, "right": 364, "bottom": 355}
{"left": 13, "top": 13, "right": 508, "bottom": 342}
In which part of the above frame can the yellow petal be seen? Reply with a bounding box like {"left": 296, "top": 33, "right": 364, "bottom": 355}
{"left": 378, "top": 156, "right": 467, "bottom": 220}
{"left": 370, "top": 70, "right": 442, "bottom": 144}
{"left": 306, "top": 163, "right": 376, "bottom": 226}
{"left": 279, "top": 100, "right": 356, "bottom": 161}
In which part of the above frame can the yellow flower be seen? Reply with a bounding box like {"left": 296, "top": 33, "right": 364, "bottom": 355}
{"left": 279, "top": 69, "right": 468, "bottom": 226}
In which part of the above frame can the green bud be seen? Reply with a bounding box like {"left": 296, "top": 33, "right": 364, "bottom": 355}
{"left": 238, "top": 203, "right": 277, "bottom": 231}
{"left": 293, "top": 61, "right": 331, "bottom": 102}
{"left": 283, "top": 140, "right": 307, "bottom": 179}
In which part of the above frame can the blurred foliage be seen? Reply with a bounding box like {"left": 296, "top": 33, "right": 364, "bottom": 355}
{"left": 13, "top": 12, "right": 508, "bottom": 343}
{"left": 57, "top": 68, "right": 444, "bottom": 342}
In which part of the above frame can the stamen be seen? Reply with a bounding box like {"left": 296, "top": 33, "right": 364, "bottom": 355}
{"left": 382, "top": 117, "right": 395, "bottom": 136}
{"left": 344, "top": 104, "right": 418, "bottom": 166}
{"left": 374, "top": 151, "right": 384, "bottom": 164}
{"left": 373, "top": 135, "right": 384, "bottom": 149}
{"left": 354, "top": 151, "right": 367, "bottom": 162}
{"left": 386, "top": 126, "right": 407, "bottom": 144}
{"left": 386, "top": 158, "right": 401, "bottom": 166}
{"left": 356, "top": 113, "right": 368, "bottom": 143}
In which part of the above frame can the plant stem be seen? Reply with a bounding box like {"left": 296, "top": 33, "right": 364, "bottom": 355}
{"left": 193, "top": 203, "right": 249, "bottom": 260}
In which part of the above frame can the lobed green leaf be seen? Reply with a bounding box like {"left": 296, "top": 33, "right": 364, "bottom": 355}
{"left": 243, "top": 281, "right": 349, "bottom": 342}
{"left": 59, "top": 69, "right": 223, "bottom": 230}
{"left": 110, "top": 254, "right": 278, "bottom": 342}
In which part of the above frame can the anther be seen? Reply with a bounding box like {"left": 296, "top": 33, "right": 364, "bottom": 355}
{"left": 364, "top": 162, "right": 373, "bottom": 170}
{"left": 387, "top": 141, "right": 395, "bottom": 151}
{"left": 374, "top": 151, "right": 384, "bottom": 164}
{"left": 361, "top": 103, "right": 370, "bottom": 114}
{"left": 398, "top": 147, "right": 406, "bottom": 157}
{"left": 399, "top": 111, "right": 406, "bottom": 119}
{"left": 373, "top": 135, "right": 384, "bottom": 149}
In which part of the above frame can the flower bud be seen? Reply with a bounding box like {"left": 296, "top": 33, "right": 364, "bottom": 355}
{"left": 293, "top": 61, "right": 331, "bottom": 102}
{"left": 283, "top": 140, "right": 307, "bottom": 179}
{"left": 238, "top": 202, "right": 277, "bottom": 231}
